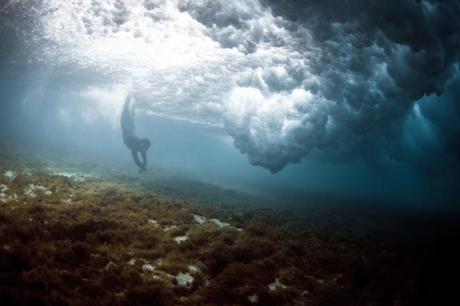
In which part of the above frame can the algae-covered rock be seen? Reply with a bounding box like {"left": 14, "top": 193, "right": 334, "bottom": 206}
{"left": 268, "top": 277, "right": 288, "bottom": 292}
{"left": 175, "top": 272, "right": 194, "bottom": 287}
{"left": 3, "top": 170, "right": 16, "bottom": 181}
{"left": 0, "top": 150, "right": 456, "bottom": 306}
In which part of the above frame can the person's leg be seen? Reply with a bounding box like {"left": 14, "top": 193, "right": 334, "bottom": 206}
{"left": 121, "top": 95, "right": 135, "bottom": 133}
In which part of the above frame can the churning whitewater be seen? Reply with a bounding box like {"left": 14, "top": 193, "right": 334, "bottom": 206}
{"left": 3, "top": 0, "right": 460, "bottom": 174}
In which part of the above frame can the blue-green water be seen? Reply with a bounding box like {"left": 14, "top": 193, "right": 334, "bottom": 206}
{"left": 1, "top": 0, "right": 460, "bottom": 209}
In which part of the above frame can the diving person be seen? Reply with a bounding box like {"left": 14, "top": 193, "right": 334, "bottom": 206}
{"left": 121, "top": 94, "right": 151, "bottom": 172}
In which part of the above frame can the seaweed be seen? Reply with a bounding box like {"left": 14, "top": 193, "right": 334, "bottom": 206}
{"left": 0, "top": 152, "right": 459, "bottom": 305}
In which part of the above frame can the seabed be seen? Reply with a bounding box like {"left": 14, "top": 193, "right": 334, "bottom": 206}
{"left": 0, "top": 148, "right": 458, "bottom": 306}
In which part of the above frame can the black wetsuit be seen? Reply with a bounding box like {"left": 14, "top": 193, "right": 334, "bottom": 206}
{"left": 121, "top": 95, "right": 151, "bottom": 171}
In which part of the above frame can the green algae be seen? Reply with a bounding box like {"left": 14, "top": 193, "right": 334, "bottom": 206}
{"left": 1, "top": 151, "right": 460, "bottom": 306}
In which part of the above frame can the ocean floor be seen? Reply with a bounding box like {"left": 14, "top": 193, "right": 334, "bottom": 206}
{"left": 0, "top": 149, "right": 459, "bottom": 306}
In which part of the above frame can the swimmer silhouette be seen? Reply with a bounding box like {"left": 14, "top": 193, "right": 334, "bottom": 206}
{"left": 121, "top": 95, "right": 151, "bottom": 172}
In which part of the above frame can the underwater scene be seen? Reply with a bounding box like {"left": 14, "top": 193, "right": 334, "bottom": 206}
{"left": 1, "top": 1, "right": 460, "bottom": 305}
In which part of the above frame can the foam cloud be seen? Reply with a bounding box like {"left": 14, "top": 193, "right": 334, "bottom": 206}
{"left": 221, "top": 0, "right": 460, "bottom": 172}
{"left": 79, "top": 86, "right": 127, "bottom": 129}
{"left": 2, "top": 0, "right": 460, "bottom": 173}
{"left": 225, "top": 87, "right": 329, "bottom": 172}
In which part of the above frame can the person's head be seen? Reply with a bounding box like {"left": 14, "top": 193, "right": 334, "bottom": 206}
{"left": 139, "top": 138, "right": 151, "bottom": 152}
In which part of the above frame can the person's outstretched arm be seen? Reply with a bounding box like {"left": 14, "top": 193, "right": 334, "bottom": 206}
{"left": 131, "top": 150, "right": 145, "bottom": 171}
{"left": 141, "top": 150, "right": 148, "bottom": 170}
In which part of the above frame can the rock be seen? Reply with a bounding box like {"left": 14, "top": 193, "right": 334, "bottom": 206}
{"left": 62, "top": 198, "right": 73, "bottom": 204}
{"left": 104, "top": 261, "right": 117, "bottom": 271}
{"left": 188, "top": 265, "right": 200, "bottom": 273}
{"left": 0, "top": 184, "right": 8, "bottom": 203}
{"left": 24, "top": 186, "right": 36, "bottom": 198}
{"left": 193, "top": 214, "right": 206, "bottom": 224}
{"left": 174, "top": 235, "right": 188, "bottom": 243}
{"left": 210, "top": 218, "right": 230, "bottom": 228}
{"left": 24, "top": 184, "right": 51, "bottom": 198}
{"left": 4, "top": 170, "right": 16, "bottom": 181}
{"left": 268, "top": 278, "right": 288, "bottom": 292}
{"left": 162, "top": 225, "right": 178, "bottom": 231}
{"left": 142, "top": 264, "right": 155, "bottom": 273}
{"left": 9, "top": 194, "right": 18, "bottom": 202}
{"left": 248, "top": 294, "right": 258, "bottom": 303}
{"left": 175, "top": 272, "right": 194, "bottom": 287}
{"left": 147, "top": 219, "right": 158, "bottom": 226}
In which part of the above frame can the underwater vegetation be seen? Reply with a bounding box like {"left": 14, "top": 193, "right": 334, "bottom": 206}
{"left": 0, "top": 148, "right": 459, "bottom": 306}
